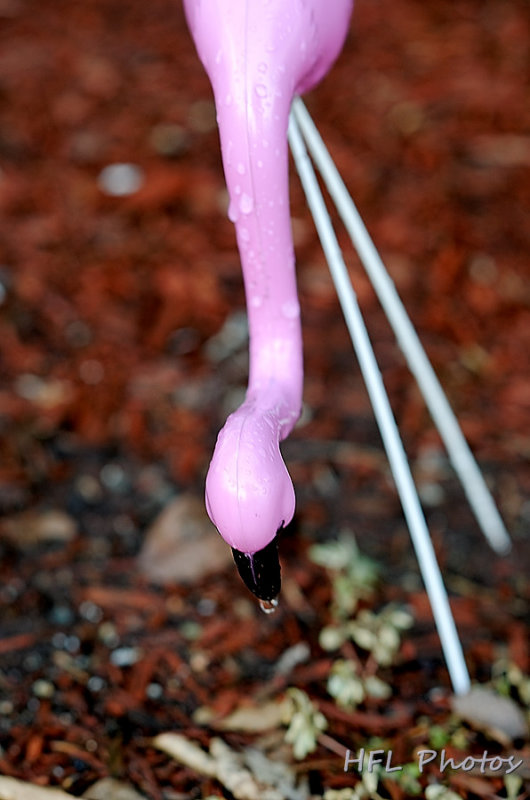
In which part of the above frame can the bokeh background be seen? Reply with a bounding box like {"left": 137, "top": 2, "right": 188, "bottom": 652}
{"left": 0, "top": 0, "right": 528, "bottom": 793}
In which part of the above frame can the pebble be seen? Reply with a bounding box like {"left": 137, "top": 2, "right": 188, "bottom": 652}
{"left": 79, "top": 600, "right": 104, "bottom": 623}
{"left": 87, "top": 676, "right": 106, "bottom": 693}
{"left": 52, "top": 632, "right": 68, "bottom": 649}
{"left": 32, "top": 679, "right": 55, "bottom": 699}
{"left": 64, "top": 635, "right": 80, "bottom": 654}
{"left": 197, "top": 597, "right": 217, "bottom": 616}
{"left": 49, "top": 604, "right": 75, "bottom": 626}
{"left": 98, "top": 621, "right": 120, "bottom": 648}
{"left": 100, "top": 462, "right": 129, "bottom": 493}
{"left": 110, "top": 646, "right": 142, "bottom": 668}
{"left": 23, "top": 653, "right": 43, "bottom": 672}
{"left": 97, "top": 163, "right": 144, "bottom": 196}
{"left": 146, "top": 682, "right": 164, "bottom": 700}
{"left": 75, "top": 474, "right": 103, "bottom": 503}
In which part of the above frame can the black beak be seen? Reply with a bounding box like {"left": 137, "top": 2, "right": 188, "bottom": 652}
{"left": 231, "top": 534, "right": 281, "bottom": 602}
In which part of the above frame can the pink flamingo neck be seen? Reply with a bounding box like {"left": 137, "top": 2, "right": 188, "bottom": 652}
{"left": 184, "top": 0, "right": 353, "bottom": 554}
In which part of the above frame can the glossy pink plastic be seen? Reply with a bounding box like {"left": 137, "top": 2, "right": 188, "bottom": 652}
{"left": 184, "top": 0, "right": 353, "bottom": 552}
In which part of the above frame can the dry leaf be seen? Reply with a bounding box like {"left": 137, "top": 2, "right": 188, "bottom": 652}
{"left": 83, "top": 778, "right": 147, "bottom": 800}
{"left": 0, "top": 776, "right": 75, "bottom": 800}
{"left": 452, "top": 687, "right": 528, "bottom": 744}
{"left": 217, "top": 700, "right": 286, "bottom": 732}
{"left": 138, "top": 495, "right": 232, "bottom": 584}
{"left": 152, "top": 733, "right": 286, "bottom": 800}
{"left": 152, "top": 732, "right": 217, "bottom": 777}
{"left": 210, "top": 738, "right": 284, "bottom": 800}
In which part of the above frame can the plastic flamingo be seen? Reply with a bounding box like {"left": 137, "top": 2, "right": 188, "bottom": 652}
{"left": 184, "top": 1, "right": 510, "bottom": 691}
{"left": 183, "top": 0, "right": 354, "bottom": 605}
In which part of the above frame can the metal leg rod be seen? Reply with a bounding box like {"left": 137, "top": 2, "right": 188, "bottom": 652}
{"left": 288, "top": 111, "right": 471, "bottom": 695}
{"left": 291, "top": 97, "right": 510, "bottom": 555}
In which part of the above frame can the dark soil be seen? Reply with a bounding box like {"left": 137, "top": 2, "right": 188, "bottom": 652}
{"left": 0, "top": 0, "right": 529, "bottom": 797}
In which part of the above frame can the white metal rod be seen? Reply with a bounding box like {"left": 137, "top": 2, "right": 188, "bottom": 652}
{"left": 288, "top": 112, "right": 471, "bottom": 695}
{"left": 291, "top": 97, "right": 510, "bottom": 555}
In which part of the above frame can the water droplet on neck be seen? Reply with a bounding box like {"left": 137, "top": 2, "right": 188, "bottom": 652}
{"left": 240, "top": 193, "right": 254, "bottom": 214}
{"left": 282, "top": 300, "right": 300, "bottom": 319}
{"left": 259, "top": 597, "right": 278, "bottom": 615}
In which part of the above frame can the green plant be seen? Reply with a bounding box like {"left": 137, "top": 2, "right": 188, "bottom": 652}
{"left": 327, "top": 659, "right": 391, "bottom": 709}
{"left": 309, "top": 533, "right": 379, "bottom": 619}
{"left": 282, "top": 688, "right": 327, "bottom": 760}
{"left": 492, "top": 660, "right": 530, "bottom": 708}
{"left": 425, "top": 786, "right": 463, "bottom": 800}
{"left": 504, "top": 774, "right": 524, "bottom": 800}
{"left": 319, "top": 603, "right": 413, "bottom": 666}
{"left": 323, "top": 761, "right": 422, "bottom": 800}
{"left": 284, "top": 536, "right": 413, "bottom": 763}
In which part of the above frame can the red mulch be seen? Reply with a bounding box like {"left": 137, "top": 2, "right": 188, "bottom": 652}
{"left": 0, "top": 0, "right": 529, "bottom": 797}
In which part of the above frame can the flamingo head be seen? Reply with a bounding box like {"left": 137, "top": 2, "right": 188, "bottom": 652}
{"left": 205, "top": 400, "right": 296, "bottom": 602}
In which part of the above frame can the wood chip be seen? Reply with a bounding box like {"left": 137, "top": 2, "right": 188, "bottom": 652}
{"left": 0, "top": 510, "right": 77, "bottom": 548}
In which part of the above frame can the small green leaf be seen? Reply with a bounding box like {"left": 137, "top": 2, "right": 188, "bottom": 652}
{"left": 283, "top": 688, "right": 327, "bottom": 759}
{"left": 364, "top": 675, "right": 392, "bottom": 700}
{"left": 428, "top": 724, "right": 451, "bottom": 749}
{"left": 309, "top": 536, "right": 359, "bottom": 570}
{"left": 327, "top": 660, "right": 365, "bottom": 708}
{"left": 425, "top": 785, "right": 464, "bottom": 800}
{"left": 319, "top": 625, "right": 348, "bottom": 652}
{"left": 504, "top": 774, "right": 523, "bottom": 800}
{"left": 386, "top": 763, "right": 422, "bottom": 795}
{"left": 350, "top": 624, "right": 377, "bottom": 652}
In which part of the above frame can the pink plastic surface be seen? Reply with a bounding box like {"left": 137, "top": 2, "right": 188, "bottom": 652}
{"left": 184, "top": 0, "right": 353, "bottom": 553}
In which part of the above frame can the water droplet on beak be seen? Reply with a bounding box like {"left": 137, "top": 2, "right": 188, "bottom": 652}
{"left": 258, "top": 597, "right": 278, "bottom": 614}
